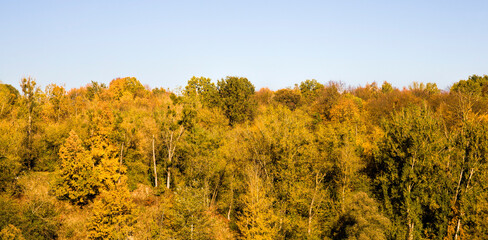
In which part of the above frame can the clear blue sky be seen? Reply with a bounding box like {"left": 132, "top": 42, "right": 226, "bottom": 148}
{"left": 1, "top": 0, "right": 487, "bottom": 91}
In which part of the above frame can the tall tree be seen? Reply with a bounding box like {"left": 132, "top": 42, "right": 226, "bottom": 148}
{"left": 20, "top": 77, "right": 40, "bottom": 170}
{"left": 88, "top": 180, "right": 137, "bottom": 239}
{"left": 372, "top": 106, "right": 449, "bottom": 240}
{"left": 0, "top": 83, "right": 19, "bottom": 118}
{"left": 53, "top": 130, "right": 97, "bottom": 206}
{"left": 184, "top": 76, "right": 220, "bottom": 108}
{"left": 237, "top": 165, "right": 278, "bottom": 240}
{"left": 217, "top": 76, "right": 257, "bottom": 125}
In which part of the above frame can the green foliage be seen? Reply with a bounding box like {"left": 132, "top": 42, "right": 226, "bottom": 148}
{"left": 381, "top": 81, "right": 393, "bottom": 94}
{"left": 451, "top": 74, "right": 488, "bottom": 97}
{"left": 217, "top": 76, "right": 257, "bottom": 125}
{"left": 0, "top": 194, "right": 23, "bottom": 232}
{"left": 158, "top": 187, "right": 219, "bottom": 239}
{"left": 372, "top": 106, "right": 449, "bottom": 239}
{"left": 0, "top": 155, "right": 21, "bottom": 194}
{"left": 0, "top": 83, "right": 19, "bottom": 118}
{"left": 86, "top": 81, "right": 107, "bottom": 100}
{"left": 273, "top": 88, "right": 301, "bottom": 111}
{"left": 185, "top": 76, "right": 220, "bottom": 108}
{"left": 3, "top": 75, "right": 488, "bottom": 239}
{"left": 330, "top": 192, "right": 390, "bottom": 240}
{"left": 21, "top": 199, "right": 59, "bottom": 240}
{"left": 299, "top": 79, "right": 324, "bottom": 102}
{"left": 20, "top": 77, "right": 41, "bottom": 170}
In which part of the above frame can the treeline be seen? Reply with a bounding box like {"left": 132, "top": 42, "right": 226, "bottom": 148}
{"left": 0, "top": 75, "right": 488, "bottom": 239}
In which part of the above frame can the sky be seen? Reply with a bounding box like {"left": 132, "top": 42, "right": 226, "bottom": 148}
{"left": 1, "top": 0, "right": 487, "bottom": 91}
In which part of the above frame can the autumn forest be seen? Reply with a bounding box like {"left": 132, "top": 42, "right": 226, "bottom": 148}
{"left": 1, "top": 75, "right": 488, "bottom": 240}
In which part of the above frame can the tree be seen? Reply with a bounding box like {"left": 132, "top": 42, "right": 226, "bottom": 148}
{"left": 20, "top": 77, "right": 40, "bottom": 170}
{"left": 372, "top": 106, "right": 449, "bottom": 240}
{"left": 312, "top": 81, "right": 342, "bottom": 121}
{"left": 0, "top": 83, "right": 19, "bottom": 118}
{"left": 43, "top": 84, "right": 68, "bottom": 122}
{"left": 89, "top": 133, "right": 125, "bottom": 191}
{"left": 273, "top": 88, "right": 301, "bottom": 111}
{"left": 86, "top": 81, "right": 107, "bottom": 100}
{"left": 88, "top": 181, "right": 137, "bottom": 239}
{"left": 255, "top": 88, "right": 273, "bottom": 105}
{"left": 108, "top": 77, "right": 147, "bottom": 100}
{"left": 451, "top": 75, "right": 488, "bottom": 97}
{"left": 330, "top": 192, "right": 390, "bottom": 240}
{"left": 53, "top": 130, "right": 97, "bottom": 206}
{"left": 237, "top": 165, "right": 278, "bottom": 240}
{"left": 184, "top": 76, "right": 220, "bottom": 108}
{"left": 21, "top": 199, "right": 60, "bottom": 240}
{"left": 156, "top": 101, "right": 186, "bottom": 189}
{"left": 299, "top": 79, "right": 324, "bottom": 102}
{"left": 446, "top": 119, "right": 488, "bottom": 239}
{"left": 217, "top": 76, "right": 257, "bottom": 125}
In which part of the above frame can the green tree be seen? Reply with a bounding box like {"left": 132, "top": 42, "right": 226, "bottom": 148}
{"left": 299, "top": 79, "right": 324, "bottom": 102}
{"left": 446, "top": 119, "right": 488, "bottom": 239}
{"left": 372, "top": 106, "right": 449, "bottom": 240}
{"left": 0, "top": 83, "right": 19, "bottom": 118}
{"left": 217, "top": 76, "right": 257, "bottom": 125}
{"left": 184, "top": 76, "right": 220, "bottom": 108}
{"left": 381, "top": 81, "right": 394, "bottom": 94}
{"left": 20, "top": 77, "right": 40, "bottom": 170}
{"left": 21, "top": 199, "right": 59, "bottom": 240}
{"left": 273, "top": 88, "right": 301, "bottom": 111}
{"left": 330, "top": 192, "right": 390, "bottom": 240}
{"left": 451, "top": 75, "right": 488, "bottom": 97}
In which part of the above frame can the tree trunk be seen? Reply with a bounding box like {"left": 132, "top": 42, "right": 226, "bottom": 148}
{"left": 118, "top": 142, "right": 124, "bottom": 183}
{"left": 153, "top": 135, "right": 157, "bottom": 187}
{"left": 27, "top": 110, "right": 32, "bottom": 169}
{"left": 166, "top": 166, "right": 171, "bottom": 189}
{"left": 454, "top": 218, "right": 461, "bottom": 240}
{"left": 407, "top": 220, "right": 414, "bottom": 240}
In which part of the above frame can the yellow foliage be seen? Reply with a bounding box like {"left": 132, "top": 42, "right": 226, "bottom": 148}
{"left": 88, "top": 181, "right": 137, "bottom": 239}
{"left": 0, "top": 224, "right": 25, "bottom": 240}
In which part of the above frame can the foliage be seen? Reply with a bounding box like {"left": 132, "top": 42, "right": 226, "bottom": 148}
{"left": 237, "top": 165, "right": 278, "bottom": 240}
{"left": 21, "top": 199, "right": 59, "bottom": 240}
{"left": 88, "top": 181, "right": 137, "bottom": 239}
{"left": 53, "top": 130, "right": 97, "bottom": 206}
{"left": 451, "top": 74, "right": 488, "bottom": 97}
{"left": 0, "top": 224, "right": 25, "bottom": 240}
{"left": 2, "top": 74, "right": 488, "bottom": 239}
{"left": 217, "top": 76, "right": 257, "bottom": 125}
{"left": 184, "top": 76, "right": 220, "bottom": 108}
{"left": 273, "top": 88, "right": 301, "bottom": 111}
{"left": 0, "top": 83, "right": 19, "bottom": 117}
{"left": 330, "top": 192, "right": 390, "bottom": 240}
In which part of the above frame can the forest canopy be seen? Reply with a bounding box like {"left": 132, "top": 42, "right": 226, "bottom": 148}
{"left": 1, "top": 75, "right": 488, "bottom": 239}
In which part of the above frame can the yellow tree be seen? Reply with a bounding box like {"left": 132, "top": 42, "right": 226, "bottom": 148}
{"left": 89, "top": 134, "right": 124, "bottom": 191}
{"left": 237, "top": 165, "right": 278, "bottom": 240}
{"left": 88, "top": 180, "right": 137, "bottom": 239}
{"left": 53, "top": 130, "right": 97, "bottom": 206}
